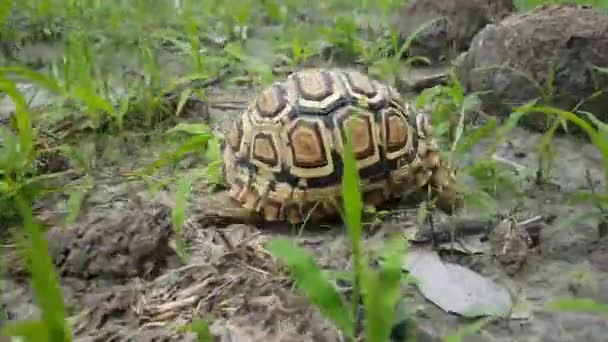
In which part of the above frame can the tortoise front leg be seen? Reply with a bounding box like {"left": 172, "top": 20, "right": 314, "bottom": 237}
{"left": 187, "top": 192, "right": 263, "bottom": 228}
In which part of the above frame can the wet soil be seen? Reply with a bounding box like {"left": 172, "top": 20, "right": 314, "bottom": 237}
{"left": 2, "top": 32, "right": 608, "bottom": 342}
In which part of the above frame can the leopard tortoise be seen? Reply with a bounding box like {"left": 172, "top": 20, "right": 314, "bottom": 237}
{"left": 210, "top": 68, "right": 461, "bottom": 225}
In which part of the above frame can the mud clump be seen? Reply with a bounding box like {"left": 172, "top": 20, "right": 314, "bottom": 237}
{"left": 455, "top": 4, "right": 608, "bottom": 131}
{"left": 395, "top": 0, "right": 515, "bottom": 63}
{"left": 46, "top": 202, "right": 176, "bottom": 279}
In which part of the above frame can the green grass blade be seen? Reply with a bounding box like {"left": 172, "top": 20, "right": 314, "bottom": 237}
{"left": 189, "top": 317, "right": 213, "bottom": 342}
{"left": 204, "top": 137, "right": 224, "bottom": 187}
{"left": 0, "top": 66, "right": 64, "bottom": 95}
{"left": 341, "top": 126, "right": 364, "bottom": 338}
{"left": 515, "top": 105, "right": 608, "bottom": 189}
{"left": 266, "top": 238, "right": 354, "bottom": 337}
{"left": 8, "top": 195, "right": 72, "bottom": 341}
{"left": 0, "top": 74, "right": 35, "bottom": 171}
{"left": 166, "top": 122, "right": 212, "bottom": 136}
{"left": 547, "top": 298, "right": 608, "bottom": 313}
{"left": 0, "top": 71, "right": 27, "bottom": 110}
{"left": 172, "top": 175, "right": 193, "bottom": 259}
{"left": 396, "top": 16, "right": 448, "bottom": 60}
{"left": 341, "top": 127, "right": 362, "bottom": 244}
{"left": 141, "top": 134, "right": 214, "bottom": 174}
{"left": 444, "top": 317, "right": 493, "bottom": 342}
{"left": 2, "top": 320, "right": 50, "bottom": 341}
{"left": 363, "top": 238, "right": 407, "bottom": 342}
{"left": 175, "top": 88, "right": 192, "bottom": 116}
{"left": 65, "top": 189, "right": 85, "bottom": 226}
{"left": 0, "top": 0, "right": 12, "bottom": 32}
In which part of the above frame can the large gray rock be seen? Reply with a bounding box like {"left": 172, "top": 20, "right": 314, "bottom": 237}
{"left": 394, "top": 0, "right": 515, "bottom": 63}
{"left": 455, "top": 4, "right": 608, "bottom": 131}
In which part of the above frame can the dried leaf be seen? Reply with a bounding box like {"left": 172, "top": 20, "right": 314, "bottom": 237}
{"left": 403, "top": 249, "right": 512, "bottom": 318}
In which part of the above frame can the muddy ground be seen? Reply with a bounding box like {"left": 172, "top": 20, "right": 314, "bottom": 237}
{"left": 3, "top": 83, "right": 607, "bottom": 341}
{"left": 2, "top": 7, "right": 608, "bottom": 342}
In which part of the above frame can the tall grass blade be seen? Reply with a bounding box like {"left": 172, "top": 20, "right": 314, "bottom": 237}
{"left": 266, "top": 238, "right": 354, "bottom": 337}
{"left": 342, "top": 127, "right": 363, "bottom": 245}
{"left": 2, "top": 195, "right": 72, "bottom": 341}
{"left": 515, "top": 105, "right": 608, "bottom": 189}
{"left": 0, "top": 67, "right": 64, "bottom": 95}
{"left": 172, "top": 174, "right": 193, "bottom": 259}
{"left": 444, "top": 317, "right": 493, "bottom": 342}
{"left": 341, "top": 126, "right": 364, "bottom": 337}
{"left": 547, "top": 298, "right": 608, "bottom": 314}
{"left": 362, "top": 238, "right": 407, "bottom": 342}
{"left": 0, "top": 1, "right": 11, "bottom": 31}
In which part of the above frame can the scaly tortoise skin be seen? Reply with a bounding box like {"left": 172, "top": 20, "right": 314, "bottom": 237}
{"left": 219, "top": 68, "right": 461, "bottom": 225}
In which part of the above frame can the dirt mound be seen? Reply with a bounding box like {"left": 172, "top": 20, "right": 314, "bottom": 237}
{"left": 455, "top": 4, "right": 608, "bottom": 130}
{"left": 63, "top": 223, "right": 344, "bottom": 341}
{"left": 44, "top": 201, "right": 176, "bottom": 279}
{"left": 394, "top": 0, "right": 515, "bottom": 63}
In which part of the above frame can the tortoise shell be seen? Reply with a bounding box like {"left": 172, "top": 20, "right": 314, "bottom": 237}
{"left": 222, "top": 68, "right": 457, "bottom": 224}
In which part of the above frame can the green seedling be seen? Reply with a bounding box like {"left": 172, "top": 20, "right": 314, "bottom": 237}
{"left": 224, "top": 41, "right": 274, "bottom": 85}
{"left": 516, "top": 105, "right": 608, "bottom": 233}
{"left": 515, "top": 105, "right": 608, "bottom": 191}
{"left": 172, "top": 174, "right": 193, "bottom": 260}
{"left": 368, "top": 16, "right": 445, "bottom": 85}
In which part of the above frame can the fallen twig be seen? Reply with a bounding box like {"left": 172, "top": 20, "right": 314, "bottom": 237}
{"left": 492, "top": 153, "right": 527, "bottom": 173}
{"left": 412, "top": 215, "right": 547, "bottom": 246}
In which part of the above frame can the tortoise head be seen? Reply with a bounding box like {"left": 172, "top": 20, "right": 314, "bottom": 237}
{"left": 413, "top": 112, "right": 464, "bottom": 214}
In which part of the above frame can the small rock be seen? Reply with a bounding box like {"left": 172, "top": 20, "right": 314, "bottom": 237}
{"left": 47, "top": 202, "right": 176, "bottom": 279}
{"left": 394, "top": 0, "right": 515, "bottom": 63}
{"left": 488, "top": 218, "right": 533, "bottom": 275}
{"left": 455, "top": 4, "right": 608, "bottom": 131}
